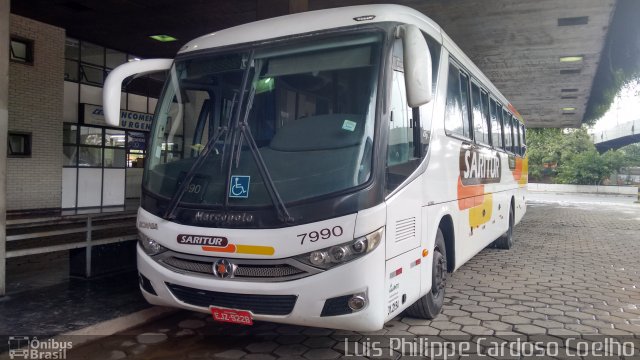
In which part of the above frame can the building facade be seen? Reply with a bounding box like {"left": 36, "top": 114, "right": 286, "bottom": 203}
{"left": 8, "top": 15, "right": 161, "bottom": 212}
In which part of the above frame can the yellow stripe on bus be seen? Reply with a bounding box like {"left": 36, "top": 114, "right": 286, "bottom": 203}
{"left": 235, "top": 245, "right": 275, "bottom": 256}
{"left": 469, "top": 193, "right": 493, "bottom": 228}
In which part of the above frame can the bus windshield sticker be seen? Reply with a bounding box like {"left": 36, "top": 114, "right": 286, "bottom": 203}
{"left": 229, "top": 175, "right": 250, "bottom": 198}
{"left": 342, "top": 119, "right": 357, "bottom": 132}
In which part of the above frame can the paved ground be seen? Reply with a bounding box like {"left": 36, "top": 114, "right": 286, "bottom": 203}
{"left": 63, "top": 193, "right": 640, "bottom": 359}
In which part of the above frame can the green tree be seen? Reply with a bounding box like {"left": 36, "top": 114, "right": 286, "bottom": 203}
{"left": 527, "top": 126, "right": 632, "bottom": 185}
{"left": 525, "top": 128, "right": 563, "bottom": 181}
{"left": 557, "top": 149, "right": 609, "bottom": 185}
{"left": 619, "top": 143, "right": 640, "bottom": 167}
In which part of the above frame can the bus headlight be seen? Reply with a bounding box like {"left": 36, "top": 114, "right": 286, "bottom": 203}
{"left": 297, "top": 227, "right": 383, "bottom": 270}
{"left": 138, "top": 231, "right": 167, "bottom": 256}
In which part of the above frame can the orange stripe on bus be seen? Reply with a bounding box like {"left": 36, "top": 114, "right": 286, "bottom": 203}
{"left": 457, "top": 176, "right": 484, "bottom": 210}
{"left": 202, "top": 244, "right": 236, "bottom": 253}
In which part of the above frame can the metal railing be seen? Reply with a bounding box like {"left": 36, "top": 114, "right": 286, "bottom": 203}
{"left": 2, "top": 211, "right": 138, "bottom": 291}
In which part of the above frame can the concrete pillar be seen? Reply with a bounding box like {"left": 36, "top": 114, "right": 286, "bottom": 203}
{"left": 256, "top": 0, "right": 308, "bottom": 19}
{"left": 289, "top": 0, "right": 308, "bottom": 14}
{"left": 0, "top": 0, "right": 9, "bottom": 297}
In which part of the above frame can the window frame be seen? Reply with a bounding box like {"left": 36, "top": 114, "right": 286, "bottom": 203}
{"left": 9, "top": 36, "right": 34, "bottom": 65}
{"left": 489, "top": 97, "right": 503, "bottom": 150}
{"left": 8, "top": 131, "right": 33, "bottom": 157}
{"left": 443, "top": 59, "right": 474, "bottom": 142}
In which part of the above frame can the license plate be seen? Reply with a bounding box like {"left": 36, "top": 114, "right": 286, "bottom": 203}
{"left": 210, "top": 307, "right": 253, "bottom": 325}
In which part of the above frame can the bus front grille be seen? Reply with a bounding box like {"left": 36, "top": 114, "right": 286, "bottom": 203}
{"left": 166, "top": 283, "right": 297, "bottom": 315}
{"left": 155, "top": 251, "right": 319, "bottom": 282}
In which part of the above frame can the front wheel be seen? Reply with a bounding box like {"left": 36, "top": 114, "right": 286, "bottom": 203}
{"left": 405, "top": 228, "right": 447, "bottom": 319}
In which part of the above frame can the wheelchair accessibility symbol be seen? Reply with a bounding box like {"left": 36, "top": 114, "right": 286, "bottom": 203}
{"left": 229, "top": 175, "right": 250, "bottom": 198}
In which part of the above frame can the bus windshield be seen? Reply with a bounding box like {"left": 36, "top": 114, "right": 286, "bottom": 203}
{"left": 144, "top": 32, "right": 382, "bottom": 212}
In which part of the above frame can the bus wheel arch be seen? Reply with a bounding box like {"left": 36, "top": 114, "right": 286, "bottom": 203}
{"left": 438, "top": 215, "right": 455, "bottom": 273}
{"left": 494, "top": 197, "right": 515, "bottom": 249}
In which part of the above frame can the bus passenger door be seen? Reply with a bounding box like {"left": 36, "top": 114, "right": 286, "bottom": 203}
{"left": 385, "top": 68, "right": 424, "bottom": 259}
{"left": 383, "top": 65, "right": 425, "bottom": 318}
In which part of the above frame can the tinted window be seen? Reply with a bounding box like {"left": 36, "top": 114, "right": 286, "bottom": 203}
{"left": 459, "top": 73, "right": 471, "bottom": 137}
{"left": 387, "top": 70, "right": 420, "bottom": 192}
{"left": 472, "top": 86, "right": 490, "bottom": 145}
{"left": 514, "top": 119, "right": 521, "bottom": 155}
{"left": 489, "top": 98, "right": 502, "bottom": 148}
{"left": 520, "top": 124, "right": 527, "bottom": 156}
{"left": 470, "top": 83, "right": 484, "bottom": 143}
{"left": 445, "top": 64, "right": 470, "bottom": 138}
{"left": 503, "top": 110, "right": 512, "bottom": 152}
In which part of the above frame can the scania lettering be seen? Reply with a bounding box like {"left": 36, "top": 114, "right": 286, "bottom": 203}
{"left": 103, "top": 4, "right": 527, "bottom": 331}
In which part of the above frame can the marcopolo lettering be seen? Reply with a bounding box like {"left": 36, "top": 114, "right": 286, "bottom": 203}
{"left": 194, "top": 211, "right": 255, "bottom": 225}
{"left": 177, "top": 234, "right": 228, "bottom": 247}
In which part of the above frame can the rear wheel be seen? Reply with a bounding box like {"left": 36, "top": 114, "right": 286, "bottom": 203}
{"left": 405, "top": 228, "right": 447, "bottom": 319}
{"left": 494, "top": 204, "right": 514, "bottom": 249}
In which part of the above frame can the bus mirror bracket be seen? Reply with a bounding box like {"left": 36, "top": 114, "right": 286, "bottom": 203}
{"left": 103, "top": 59, "right": 173, "bottom": 127}
{"left": 396, "top": 25, "right": 432, "bottom": 107}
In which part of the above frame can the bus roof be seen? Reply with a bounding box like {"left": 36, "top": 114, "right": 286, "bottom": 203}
{"left": 178, "top": 4, "right": 442, "bottom": 54}
{"left": 178, "top": 4, "right": 521, "bottom": 123}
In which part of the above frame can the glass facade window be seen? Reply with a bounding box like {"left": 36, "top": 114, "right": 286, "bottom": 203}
{"left": 106, "top": 49, "right": 127, "bottom": 69}
{"left": 104, "top": 148, "right": 126, "bottom": 168}
{"left": 80, "top": 126, "right": 103, "bottom": 145}
{"left": 80, "top": 41, "right": 104, "bottom": 66}
{"left": 65, "top": 38, "right": 79, "bottom": 60}
{"left": 63, "top": 37, "right": 155, "bottom": 207}
{"left": 105, "top": 129, "right": 126, "bottom": 147}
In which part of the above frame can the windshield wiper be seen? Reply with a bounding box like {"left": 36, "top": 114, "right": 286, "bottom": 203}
{"left": 224, "top": 56, "right": 293, "bottom": 223}
{"left": 163, "top": 125, "right": 229, "bottom": 220}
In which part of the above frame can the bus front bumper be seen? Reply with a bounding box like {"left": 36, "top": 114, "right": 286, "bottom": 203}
{"left": 136, "top": 243, "right": 386, "bottom": 331}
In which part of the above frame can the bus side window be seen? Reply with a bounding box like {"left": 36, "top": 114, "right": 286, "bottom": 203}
{"left": 444, "top": 63, "right": 472, "bottom": 139}
{"left": 481, "top": 90, "right": 491, "bottom": 146}
{"left": 386, "top": 70, "right": 420, "bottom": 192}
{"left": 514, "top": 119, "right": 521, "bottom": 156}
{"left": 490, "top": 98, "right": 503, "bottom": 149}
{"left": 497, "top": 104, "right": 505, "bottom": 150}
{"left": 512, "top": 117, "right": 517, "bottom": 154}
{"left": 503, "top": 109, "right": 512, "bottom": 153}
{"left": 471, "top": 82, "right": 490, "bottom": 145}
{"left": 520, "top": 124, "right": 527, "bottom": 156}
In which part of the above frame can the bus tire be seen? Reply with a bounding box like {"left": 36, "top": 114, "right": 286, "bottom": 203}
{"left": 494, "top": 204, "right": 514, "bottom": 249}
{"left": 405, "top": 228, "right": 447, "bottom": 319}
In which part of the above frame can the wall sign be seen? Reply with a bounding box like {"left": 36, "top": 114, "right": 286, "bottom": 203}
{"left": 81, "top": 103, "right": 153, "bottom": 132}
{"left": 128, "top": 132, "right": 146, "bottom": 150}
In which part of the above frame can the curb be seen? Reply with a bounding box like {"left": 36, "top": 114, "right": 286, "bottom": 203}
{"left": 54, "top": 306, "right": 179, "bottom": 348}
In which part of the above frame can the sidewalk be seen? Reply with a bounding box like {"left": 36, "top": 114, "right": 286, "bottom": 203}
{"left": 0, "top": 270, "right": 149, "bottom": 352}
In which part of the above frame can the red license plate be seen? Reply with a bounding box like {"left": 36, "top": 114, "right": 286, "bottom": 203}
{"left": 210, "top": 307, "right": 253, "bottom": 325}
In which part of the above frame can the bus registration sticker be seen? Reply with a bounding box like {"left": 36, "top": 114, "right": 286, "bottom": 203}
{"left": 210, "top": 307, "right": 253, "bottom": 325}
{"left": 342, "top": 119, "right": 357, "bottom": 131}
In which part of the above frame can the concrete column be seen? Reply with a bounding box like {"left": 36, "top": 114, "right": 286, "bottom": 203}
{"left": 0, "top": 0, "right": 9, "bottom": 297}
{"left": 289, "top": 0, "right": 308, "bottom": 14}
{"left": 256, "top": 0, "right": 308, "bottom": 19}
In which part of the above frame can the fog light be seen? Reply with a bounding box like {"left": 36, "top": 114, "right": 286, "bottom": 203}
{"left": 348, "top": 295, "right": 366, "bottom": 312}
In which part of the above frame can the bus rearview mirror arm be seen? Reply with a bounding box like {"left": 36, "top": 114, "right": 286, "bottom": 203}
{"left": 103, "top": 59, "right": 173, "bottom": 127}
{"left": 396, "top": 24, "right": 433, "bottom": 108}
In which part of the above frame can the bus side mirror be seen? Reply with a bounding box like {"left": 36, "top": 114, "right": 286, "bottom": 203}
{"left": 103, "top": 59, "right": 173, "bottom": 126}
{"left": 396, "top": 24, "right": 432, "bottom": 107}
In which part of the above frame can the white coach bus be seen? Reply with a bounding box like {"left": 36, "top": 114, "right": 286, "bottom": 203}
{"left": 103, "top": 4, "right": 528, "bottom": 331}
